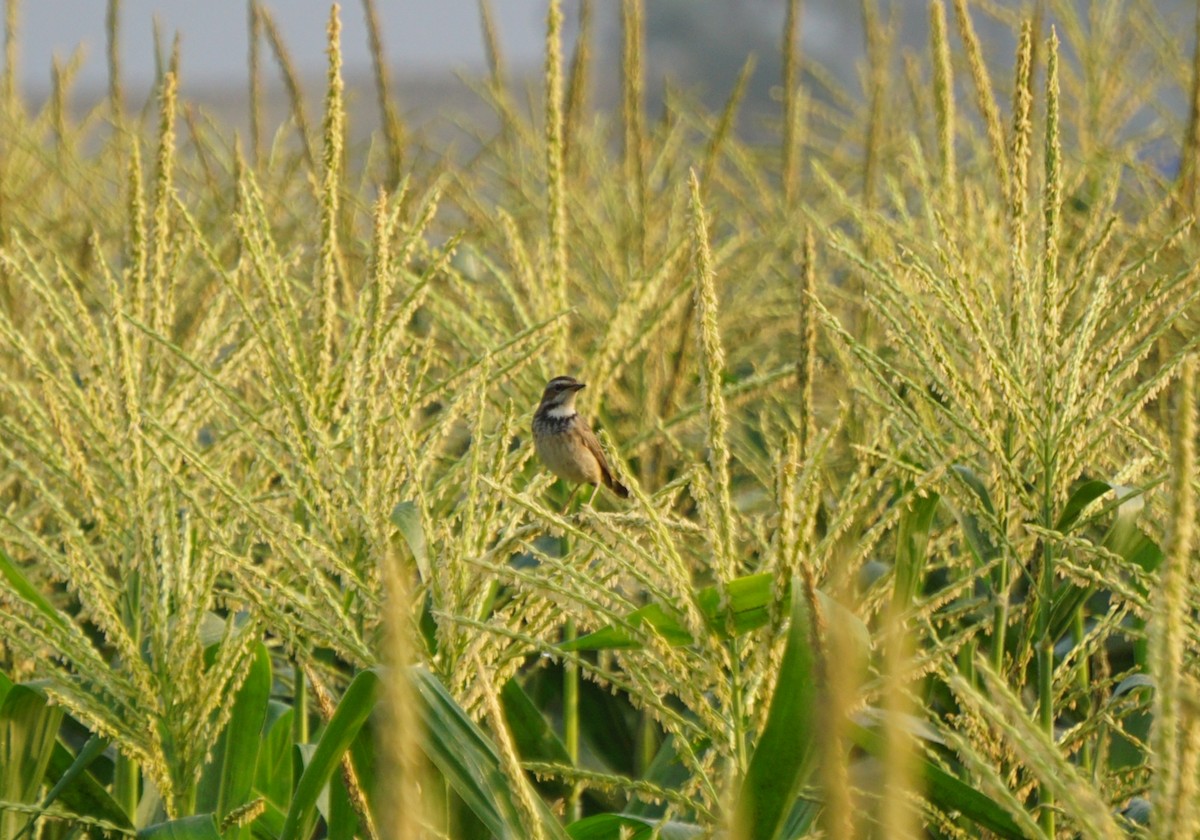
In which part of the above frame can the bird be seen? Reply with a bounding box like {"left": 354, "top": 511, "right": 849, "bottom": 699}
{"left": 532, "top": 375, "right": 629, "bottom": 505}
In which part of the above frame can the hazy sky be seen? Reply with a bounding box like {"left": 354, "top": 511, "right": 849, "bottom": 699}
{"left": 19, "top": 2, "right": 1184, "bottom": 113}
{"left": 11, "top": 1, "right": 876, "bottom": 94}
{"left": 15, "top": 1, "right": 563, "bottom": 94}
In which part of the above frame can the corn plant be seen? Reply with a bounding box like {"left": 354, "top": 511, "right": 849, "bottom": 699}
{"left": 0, "top": 0, "right": 1198, "bottom": 838}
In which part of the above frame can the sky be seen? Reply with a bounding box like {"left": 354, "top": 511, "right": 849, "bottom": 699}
{"left": 10, "top": 1, "right": 881, "bottom": 97}
{"left": 14, "top": 1, "right": 1192, "bottom": 119}
{"left": 10, "top": 0, "right": 887, "bottom": 137}
{"left": 14, "top": 1, "right": 564, "bottom": 96}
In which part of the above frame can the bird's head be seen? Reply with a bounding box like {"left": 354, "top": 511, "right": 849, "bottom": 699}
{"left": 538, "top": 375, "right": 586, "bottom": 415}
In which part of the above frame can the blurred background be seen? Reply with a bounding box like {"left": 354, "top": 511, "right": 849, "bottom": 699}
{"left": 10, "top": 2, "right": 1015, "bottom": 120}
{"left": 11, "top": 1, "right": 1197, "bottom": 150}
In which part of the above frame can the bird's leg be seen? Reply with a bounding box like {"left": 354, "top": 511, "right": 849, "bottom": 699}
{"left": 587, "top": 483, "right": 601, "bottom": 508}
{"left": 562, "top": 484, "right": 581, "bottom": 514}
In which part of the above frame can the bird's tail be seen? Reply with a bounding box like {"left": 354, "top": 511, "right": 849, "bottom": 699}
{"left": 606, "top": 475, "right": 630, "bottom": 499}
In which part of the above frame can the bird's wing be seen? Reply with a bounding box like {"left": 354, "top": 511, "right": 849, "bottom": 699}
{"left": 576, "top": 420, "right": 615, "bottom": 484}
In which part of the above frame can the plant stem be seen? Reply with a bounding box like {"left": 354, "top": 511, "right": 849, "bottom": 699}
{"left": 990, "top": 569, "right": 1009, "bottom": 673}
{"left": 729, "top": 636, "right": 748, "bottom": 775}
{"left": 1036, "top": 455, "right": 1056, "bottom": 836}
{"left": 1074, "top": 608, "right": 1093, "bottom": 774}
{"left": 562, "top": 530, "right": 581, "bottom": 821}
{"left": 293, "top": 659, "right": 309, "bottom": 744}
{"left": 992, "top": 426, "right": 1016, "bottom": 672}
{"left": 1037, "top": 637, "right": 1054, "bottom": 835}
{"left": 638, "top": 709, "right": 656, "bottom": 775}
{"left": 115, "top": 752, "right": 138, "bottom": 820}
{"left": 959, "top": 638, "right": 976, "bottom": 687}
{"left": 116, "top": 567, "right": 142, "bottom": 819}
{"left": 564, "top": 617, "right": 581, "bottom": 821}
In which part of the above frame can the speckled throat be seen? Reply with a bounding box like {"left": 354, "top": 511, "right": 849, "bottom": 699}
{"left": 533, "top": 409, "right": 578, "bottom": 436}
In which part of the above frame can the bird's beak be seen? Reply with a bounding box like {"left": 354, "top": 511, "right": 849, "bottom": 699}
{"left": 571, "top": 382, "right": 586, "bottom": 391}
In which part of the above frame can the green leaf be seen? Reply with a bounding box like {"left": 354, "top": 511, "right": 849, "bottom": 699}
{"left": 0, "top": 579, "right": 124, "bottom": 833}
{"left": 1112, "top": 674, "right": 1154, "bottom": 699}
{"left": 1055, "top": 479, "right": 1114, "bottom": 532}
{"left": 736, "top": 576, "right": 818, "bottom": 840}
{"left": 36, "top": 734, "right": 131, "bottom": 833}
{"left": 0, "top": 546, "right": 68, "bottom": 629}
{"left": 137, "top": 814, "right": 223, "bottom": 840}
{"left": 254, "top": 703, "right": 295, "bottom": 813}
{"left": 564, "top": 573, "right": 868, "bottom": 657}
{"left": 249, "top": 799, "right": 286, "bottom": 840}
{"left": 847, "top": 722, "right": 1026, "bottom": 839}
{"left": 567, "top": 813, "right": 703, "bottom": 839}
{"left": 345, "top": 721, "right": 377, "bottom": 821}
{"left": 948, "top": 465, "right": 999, "bottom": 565}
{"left": 278, "top": 669, "right": 379, "bottom": 840}
{"left": 560, "top": 573, "right": 779, "bottom": 651}
{"left": 1102, "top": 486, "right": 1163, "bottom": 575}
{"left": 625, "top": 735, "right": 698, "bottom": 818}
{"left": 893, "top": 490, "right": 940, "bottom": 612}
{"left": 574, "top": 677, "right": 641, "bottom": 779}
{"left": 694, "top": 573, "right": 775, "bottom": 637}
{"left": 197, "top": 643, "right": 271, "bottom": 837}
{"left": 322, "top": 764, "right": 359, "bottom": 840}
{"left": 560, "top": 602, "right": 692, "bottom": 651}
{"left": 413, "top": 668, "right": 568, "bottom": 839}
{"left": 0, "top": 684, "right": 64, "bottom": 840}
{"left": 390, "top": 500, "right": 429, "bottom": 581}
{"left": 951, "top": 465, "right": 996, "bottom": 515}
{"left": 500, "top": 678, "right": 572, "bottom": 797}
{"left": 1049, "top": 482, "right": 1163, "bottom": 642}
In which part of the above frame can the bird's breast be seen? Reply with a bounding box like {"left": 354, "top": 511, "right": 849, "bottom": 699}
{"left": 534, "top": 419, "right": 603, "bottom": 485}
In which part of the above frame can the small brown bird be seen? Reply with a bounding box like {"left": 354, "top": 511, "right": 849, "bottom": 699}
{"left": 532, "top": 375, "right": 629, "bottom": 504}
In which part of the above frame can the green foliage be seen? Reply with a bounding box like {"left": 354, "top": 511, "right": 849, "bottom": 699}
{"left": 195, "top": 643, "right": 271, "bottom": 840}
{"left": 0, "top": 0, "right": 1199, "bottom": 837}
{"left": 0, "top": 681, "right": 63, "bottom": 839}
{"left": 414, "top": 668, "right": 569, "bottom": 839}
{"left": 735, "top": 577, "right": 819, "bottom": 840}
{"left": 137, "top": 815, "right": 222, "bottom": 840}
{"left": 279, "top": 669, "right": 378, "bottom": 840}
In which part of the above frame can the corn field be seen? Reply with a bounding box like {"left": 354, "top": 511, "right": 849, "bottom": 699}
{"left": 0, "top": 0, "right": 1199, "bottom": 837}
